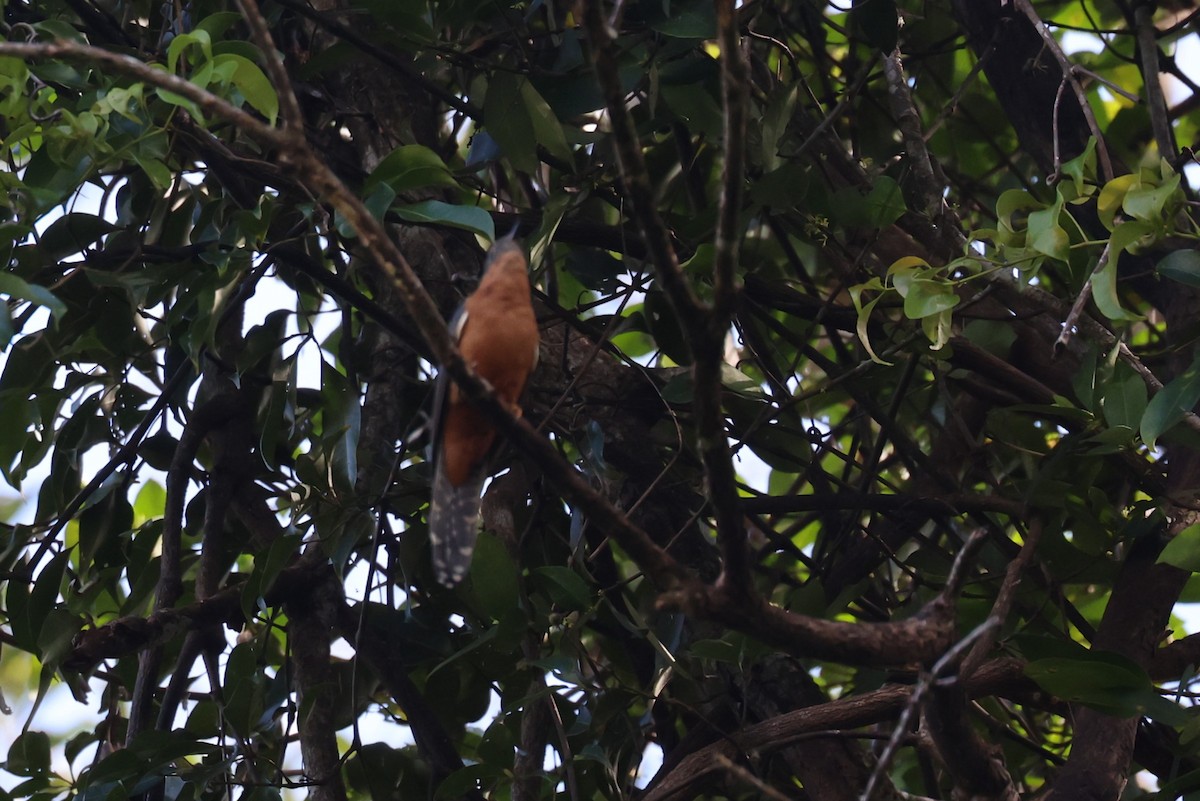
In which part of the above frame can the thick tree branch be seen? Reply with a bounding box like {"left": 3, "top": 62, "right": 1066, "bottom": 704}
{"left": 127, "top": 389, "right": 247, "bottom": 743}
{"left": 702, "top": 0, "right": 752, "bottom": 595}
{"left": 288, "top": 560, "right": 349, "bottom": 801}
{"left": 641, "top": 658, "right": 1030, "bottom": 801}
{"left": 923, "top": 680, "right": 1020, "bottom": 801}
{"left": 1134, "top": 4, "right": 1177, "bottom": 160}
{"left": 65, "top": 560, "right": 329, "bottom": 672}
{"left": 1044, "top": 535, "right": 1190, "bottom": 801}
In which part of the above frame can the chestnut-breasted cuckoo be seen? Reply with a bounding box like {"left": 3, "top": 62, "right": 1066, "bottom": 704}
{"left": 429, "top": 236, "right": 538, "bottom": 586}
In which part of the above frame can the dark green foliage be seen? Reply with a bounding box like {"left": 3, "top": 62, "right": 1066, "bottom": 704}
{"left": 1, "top": 0, "right": 1200, "bottom": 799}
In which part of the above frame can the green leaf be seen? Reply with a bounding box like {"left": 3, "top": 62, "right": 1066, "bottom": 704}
{"left": 849, "top": 278, "right": 891, "bottom": 365}
{"left": 27, "top": 551, "right": 70, "bottom": 655}
{"left": 223, "top": 642, "right": 264, "bottom": 737}
{"left": 1101, "top": 372, "right": 1147, "bottom": 431}
{"left": 902, "top": 279, "right": 959, "bottom": 319}
{"left": 0, "top": 273, "right": 67, "bottom": 322}
{"left": 689, "top": 638, "right": 744, "bottom": 664}
{"left": 6, "top": 731, "right": 50, "bottom": 776}
{"left": 962, "top": 319, "right": 1016, "bottom": 356}
{"left": 132, "top": 153, "right": 173, "bottom": 190}
{"left": 468, "top": 532, "right": 519, "bottom": 617}
{"left": 520, "top": 79, "right": 573, "bottom": 167}
{"left": 1027, "top": 194, "right": 1068, "bottom": 262}
{"left": 212, "top": 54, "right": 280, "bottom": 125}
{"left": 648, "top": 0, "right": 716, "bottom": 37}
{"left": 478, "top": 717, "right": 516, "bottom": 768}
{"left": 195, "top": 11, "right": 243, "bottom": 40}
{"left": 259, "top": 356, "right": 297, "bottom": 472}
{"left": 167, "top": 29, "right": 213, "bottom": 73}
{"left": 1059, "top": 138, "right": 1097, "bottom": 200}
{"left": 1024, "top": 652, "right": 1178, "bottom": 721}
{"left": 437, "top": 764, "right": 497, "bottom": 800}
{"left": 921, "top": 307, "right": 953, "bottom": 351}
{"left": 1156, "top": 249, "right": 1200, "bottom": 288}
{"left": 38, "top": 213, "right": 114, "bottom": 261}
{"left": 133, "top": 480, "right": 166, "bottom": 521}
{"left": 1090, "top": 246, "right": 1140, "bottom": 322}
{"left": 1141, "top": 352, "right": 1200, "bottom": 449}
{"left": 761, "top": 85, "right": 798, "bottom": 172}
{"left": 1123, "top": 173, "right": 1180, "bottom": 221}
{"left": 37, "top": 608, "right": 84, "bottom": 669}
{"left": 645, "top": 290, "right": 692, "bottom": 366}
{"left": 81, "top": 747, "right": 145, "bottom": 787}
{"left": 531, "top": 566, "right": 592, "bottom": 611}
{"left": 1159, "top": 523, "right": 1200, "bottom": 572}
{"left": 155, "top": 83, "right": 206, "bottom": 121}
{"left": 660, "top": 83, "right": 724, "bottom": 140}
{"left": 864, "top": 176, "right": 907, "bottom": 227}
{"left": 0, "top": 304, "right": 13, "bottom": 349}
{"left": 242, "top": 533, "right": 302, "bottom": 620}
{"left": 1109, "top": 219, "right": 1154, "bottom": 255}
{"left": 996, "top": 189, "right": 1040, "bottom": 233}
{"left": 393, "top": 201, "right": 495, "bottom": 240}
{"left": 720, "top": 363, "right": 767, "bottom": 397}
{"left": 484, "top": 72, "right": 537, "bottom": 173}
{"left": 1097, "top": 173, "right": 1139, "bottom": 230}
{"left": 320, "top": 360, "right": 361, "bottom": 494}
{"left": 366, "top": 144, "right": 459, "bottom": 194}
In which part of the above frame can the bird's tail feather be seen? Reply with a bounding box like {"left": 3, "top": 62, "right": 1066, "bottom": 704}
{"left": 429, "top": 467, "right": 485, "bottom": 586}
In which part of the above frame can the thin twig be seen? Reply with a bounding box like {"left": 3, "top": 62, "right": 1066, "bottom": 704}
{"left": 1012, "top": 0, "right": 1115, "bottom": 181}
{"left": 942, "top": 529, "right": 990, "bottom": 601}
{"left": 1050, "top": 75, "right": 1068, "bottom": 179}
{"left": 995, "top": 278, "right": 1200, "bottom": 436}
{"left": 27, "top": 358, "right": 192, "bottom": 570}
{"left": 578, "top": 2, "right": 704, "bottom": 328}
{"left": 860, "top": 618, "right": 1000, "bottom": 801}
{"left": 1054, "top": 241, "right": 1109, "bottom": 355}
{"left": 961, "top": 519, "right": 1045, "bottom": 680}
{"left": 235, "top": 0, "right": 303, "bottom": 134}
{"left": 712, "top": 753, "right": 795, "bottom": 801}
{"left": 582, "top": 0, "right": 750, "bottom": 595}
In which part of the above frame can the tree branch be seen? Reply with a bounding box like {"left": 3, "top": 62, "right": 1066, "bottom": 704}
{"left": 641, "top": 658, "right": 1030, "bottom": 801}
{"left": 1011, "top": 0, "right": 1115, "bottom": 181}
{"left": 1134, "top": 3, "right": 1177, "bottom": 161}
{"left": 235, "top": 0, "right": 303, "bottom": 135}
{"left": 288, "top": 559, "right": 349, "bottom": 801}
{"left": 581, "top": 0, "right": 751, "bottom": 597}
{"left": 0, "top": 34, "right": 693, "bottom": 594}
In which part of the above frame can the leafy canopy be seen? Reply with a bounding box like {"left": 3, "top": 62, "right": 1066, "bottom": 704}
{"left": 1, "top": 0, "right": 1200, "bottom": 800}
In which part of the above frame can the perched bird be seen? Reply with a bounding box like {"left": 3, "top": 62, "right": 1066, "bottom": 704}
{"left": 429, "top": 236, "right": 539, "bottom": 586}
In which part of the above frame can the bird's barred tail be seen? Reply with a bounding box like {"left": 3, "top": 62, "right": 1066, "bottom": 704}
{"left": 429, "top": 466, "right": 485, "bottom": 586}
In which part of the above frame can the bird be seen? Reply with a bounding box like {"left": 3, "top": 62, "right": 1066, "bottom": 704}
{"left": 428, "top": 235, "right": 539, "bottom": 586}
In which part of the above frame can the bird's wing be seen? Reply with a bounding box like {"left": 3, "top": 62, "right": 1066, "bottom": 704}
{"left": 428, "top": 304, "right": 469, "bottom": 471}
